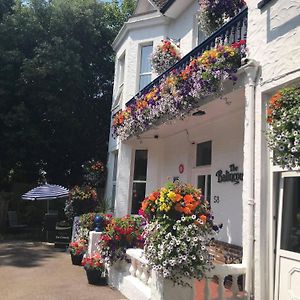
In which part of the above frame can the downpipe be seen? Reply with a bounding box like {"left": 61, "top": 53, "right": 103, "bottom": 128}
{"left": 241, "top": 58, "right": 260, "bottom": 300}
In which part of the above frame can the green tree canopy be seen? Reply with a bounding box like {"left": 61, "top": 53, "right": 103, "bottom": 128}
{"left": 0, "top": 0, "right": 136, "bottom": 190}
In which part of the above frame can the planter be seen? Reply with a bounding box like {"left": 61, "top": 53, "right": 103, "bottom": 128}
{"left": 151, "top": 272, "right": 194, "bottom": 300}
{"left": 85, "top": 269, "right": 107, "bottom": 285}
{"left": 71, "top": 253, "right": 83, "bottom": 266}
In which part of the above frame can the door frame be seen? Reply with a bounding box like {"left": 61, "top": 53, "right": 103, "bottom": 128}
{"left": 274, "top": 171, "right": 300, "bottom": 300}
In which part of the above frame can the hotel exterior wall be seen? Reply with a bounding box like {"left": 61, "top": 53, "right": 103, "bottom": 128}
{"left": 145, "top": 106, "right": 245, "bottom": 246}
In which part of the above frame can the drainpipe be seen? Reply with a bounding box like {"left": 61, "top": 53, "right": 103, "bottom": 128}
{"left": 241, "top": 58, "right": 260, "bottom": 300}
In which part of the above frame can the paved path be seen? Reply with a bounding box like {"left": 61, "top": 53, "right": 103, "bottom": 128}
{"left": 0, "top": 241, "right": 127, "bottom": 300}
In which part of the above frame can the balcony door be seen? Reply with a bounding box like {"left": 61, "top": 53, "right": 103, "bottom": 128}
{"left": 275, "top": 172, "right": 300, "bottom": 300}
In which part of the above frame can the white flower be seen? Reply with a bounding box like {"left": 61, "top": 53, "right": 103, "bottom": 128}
{"left": 181, "top": 216, "right": 186, "bottom": 222}
{"left": 192, "top": 215, "right": 196, "bottom": 220}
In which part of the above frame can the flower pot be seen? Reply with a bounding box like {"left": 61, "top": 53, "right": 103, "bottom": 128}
{"left": 71, "top": 253, "right": 83, "bottom": 266}
{"left": 85, "top": 269, "right": 106, "bottom": 285}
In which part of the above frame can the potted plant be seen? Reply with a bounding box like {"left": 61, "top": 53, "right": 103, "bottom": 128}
{"left": 266, "top": 87, "right": 300, "bottom": 169}
{"left": 140, "top": 181, "right": 221, "bottom": 286}
{"left": 198, "top": 0, "right": 246, "bottom": 35}
{"left": 69, "top": 239, "right": 87, "bottom": 265}
{"left": 64, "top": 185, "right": 98, "bottom": 220}
{"left": 151, "top": 38, "right": 181, "bottom": 75}
{"left": 98, "top": 215, "right": 144, "bottom": 267}
{"left": 82, "top": 253, "right": 106, "bottom": 285}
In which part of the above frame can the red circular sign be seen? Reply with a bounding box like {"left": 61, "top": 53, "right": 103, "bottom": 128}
{"left": 179, "top": 164, "right": 184, "bottom": 174}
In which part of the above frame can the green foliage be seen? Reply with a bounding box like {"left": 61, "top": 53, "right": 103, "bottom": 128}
{"left": 0, "top": 0, "right": 135, "bottom": 190}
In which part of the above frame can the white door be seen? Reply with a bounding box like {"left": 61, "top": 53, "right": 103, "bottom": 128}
{"left": 275, "top": 172, "right": 300, "bottom": 300}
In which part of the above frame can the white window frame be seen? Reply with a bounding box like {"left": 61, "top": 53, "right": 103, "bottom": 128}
{"left": 112, "top": 52, "right": 125, "bottom": 109}
{"left": 193, "top": 140, "right": 212, "bottom": 203}
{"left": 130, "top": 149, "right": 148, "bottom": 214}
{"left": 111, "top": 151, "right": 118, "bottom": 211}
{"left": 138, "top": 43, "right": 153, "bottom": 92}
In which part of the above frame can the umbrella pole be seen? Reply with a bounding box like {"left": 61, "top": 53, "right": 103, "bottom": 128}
{"left": 47, "top": 199, "right": 49, "bottom": 213}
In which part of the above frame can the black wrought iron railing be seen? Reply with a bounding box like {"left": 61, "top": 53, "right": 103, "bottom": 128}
{"left": 126, "top": 7, "right": 248, "bottom": 107}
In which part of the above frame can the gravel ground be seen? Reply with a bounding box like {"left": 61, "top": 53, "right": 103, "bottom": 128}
{"left": 0, "top": 240, "right": 127, "bottom": 300}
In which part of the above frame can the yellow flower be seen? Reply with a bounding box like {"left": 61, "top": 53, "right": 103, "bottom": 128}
{"left": 167, "top": 191, "right": 177, "bottom": 202}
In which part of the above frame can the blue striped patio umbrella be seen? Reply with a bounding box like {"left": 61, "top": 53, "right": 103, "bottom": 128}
{"left": 22, "top": 184, "right": 69, "bottom": 212}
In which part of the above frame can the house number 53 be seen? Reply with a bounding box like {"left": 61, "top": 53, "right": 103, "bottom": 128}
{"left": 213, "top": 196, "right": 220, "bottom": 203}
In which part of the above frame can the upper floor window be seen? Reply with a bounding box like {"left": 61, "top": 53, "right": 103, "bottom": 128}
{"left": 196, "top": 140, "right": 212, "bottom": 166}
{"left": 139, "top": 44, "right": 153, "bottom": 91}
{"left": 113, "top": 53, "right": 125, "bottom": 108}
{"left": 118, "top": 54, "right": 125, "bottom": 89}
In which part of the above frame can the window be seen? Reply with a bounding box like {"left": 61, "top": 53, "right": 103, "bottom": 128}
{"left": 195, "top": 141, "right": 212, "bottom": 204}
{"left": 111, "top": 151, "right": 118, "bottom": 210}
{"left": 113, "top": 54, "right": 125, "bottom": 108}
{"left": 139, "top": 44, "right": 153, "bottom": 91}
{"left": 131, "top": 150, "right": 148, "bottom": 214}
{"left": 197, "top": 174, "right": 211, "bottom": 204}
{"left": 197, "top": 25, "right": 207, "bottom": 45}
{"left": 196, "top": 141, "right": 212, "bottom": 166}
{"left": 118, "top": 54, "right": 125, "bottom": 89}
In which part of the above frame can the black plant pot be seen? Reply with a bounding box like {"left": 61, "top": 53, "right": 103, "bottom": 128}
{"left": 85, "top": 269, "right": 107, "bottom": 285}
{"left": 71, "top": 253, "right": 83, "bottom": 266}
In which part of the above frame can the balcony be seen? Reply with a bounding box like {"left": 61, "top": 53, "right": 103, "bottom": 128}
{"left": 113, "top": 7, "right": 248, "bottom": 140}
{"left": 127, "top": 7, "right": 248, "bottom": 107}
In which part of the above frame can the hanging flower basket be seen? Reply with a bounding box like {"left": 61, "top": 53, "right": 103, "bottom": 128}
{"left": 266, "top": 87, "right": 300, "bottom": 169}
{"left": 140, "top": 181, "right": 221, "bottom": 286}
{"left": 151, "top": 39, "right": 181, "bottom": 75}
{"left": 198, "top": 0, "right": 246, "bottom": 35}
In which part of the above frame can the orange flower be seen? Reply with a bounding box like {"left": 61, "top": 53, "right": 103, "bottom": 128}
{"left": 175, "top": 194, "right": 182, "bottom": 202}
{"left": 183, "top": 194, "right": 194, "bottom": 204}
{"left": 175, "top": 203, "right": 184, "bottom": 213}
{"left": 141, "top": 200, "right": 149, "bottom": 211}
{"left": 200, "top": 214, "right": 207, "bottom": 223}
{"left": 149, "top": 194, "right": 156, "bottom": 201}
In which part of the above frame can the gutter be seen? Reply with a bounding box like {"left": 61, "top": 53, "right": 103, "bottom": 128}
{"left": 240, "top": 58, "right": 260, "bottom": 300}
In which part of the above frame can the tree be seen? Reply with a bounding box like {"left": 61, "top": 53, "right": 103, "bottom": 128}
{"left": 0, "top": 0, "right": 136, "bottom": 190}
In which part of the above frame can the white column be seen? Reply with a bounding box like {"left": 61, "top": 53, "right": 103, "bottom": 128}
{"left": 115, "top": 142, "right": 133, "bottom": 217}
{"left": 242, "top": 60, "right": 259, "bottom": 300}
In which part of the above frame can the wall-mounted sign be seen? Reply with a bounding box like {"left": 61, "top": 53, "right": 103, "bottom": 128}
{"left": 215, "top": 164, "right": 243, "bottom": 184}
{"left": 179, "top": 164, "right": 184, "bottom": 174}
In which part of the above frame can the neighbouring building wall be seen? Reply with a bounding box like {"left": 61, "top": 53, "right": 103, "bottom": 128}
{"left": 247, "top": 2, "right": 300, "bottom": 300}
{"left": 248, "top": 0, "right": 300, "bottom": 90}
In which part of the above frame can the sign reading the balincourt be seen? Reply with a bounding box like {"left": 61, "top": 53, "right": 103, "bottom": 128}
{"left": 215, "top": 164, "right": 243, "bottom": 184}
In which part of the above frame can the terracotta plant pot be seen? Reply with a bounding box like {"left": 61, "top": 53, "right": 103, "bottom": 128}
{"left": 85, "top": 269, "right": 107, "bottom": 285}
{"left": 71, "top": 253, "right": 83, "bottom": 266}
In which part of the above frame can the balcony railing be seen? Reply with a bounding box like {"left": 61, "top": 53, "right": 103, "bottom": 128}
{"left": 126, "top": 7, "right": 248, "bottom": 108}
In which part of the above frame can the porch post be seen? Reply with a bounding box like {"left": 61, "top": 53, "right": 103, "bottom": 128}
{"left": 114, "top": 142, "right": 133, "bottom": 217}
{"left": 242, "top": 60, "right": 259, "bottom": 300}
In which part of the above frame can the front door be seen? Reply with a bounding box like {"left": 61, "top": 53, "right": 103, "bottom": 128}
{"left": 275, "top": 172, "right": 300, "bottom": 300}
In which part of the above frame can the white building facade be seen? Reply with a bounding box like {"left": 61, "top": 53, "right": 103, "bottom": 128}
{"left": 105, "top": 1, "right": 300, "bottom": 299}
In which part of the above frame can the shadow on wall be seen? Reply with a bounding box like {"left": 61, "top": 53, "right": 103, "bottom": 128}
{"left": 0, "top": 241, "right": 60, "bottom": 268}
{"left": 265, "top": 2, "right": 300, "bottom": 43}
